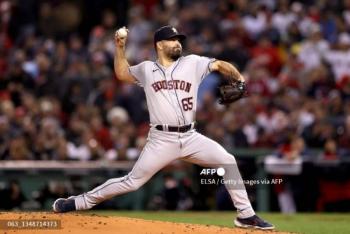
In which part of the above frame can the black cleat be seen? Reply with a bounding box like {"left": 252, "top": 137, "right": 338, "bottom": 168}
{"left": 234, "top": 215, "right": 275, "bottom": 230}
{"left": 52, "top": 198, "right": 76, "bottom": 213}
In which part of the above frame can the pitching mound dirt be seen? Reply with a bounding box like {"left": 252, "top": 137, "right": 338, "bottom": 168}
{"left": 0, "top": 212, "right": 289, "bottom": 234}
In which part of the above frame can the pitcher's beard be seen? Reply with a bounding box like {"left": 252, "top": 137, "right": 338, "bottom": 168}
{"left": 170, "top": 53, "right": 181, "bottom": 60}
{"left": 167, "top": 47, "right": 182, "bottom": 61}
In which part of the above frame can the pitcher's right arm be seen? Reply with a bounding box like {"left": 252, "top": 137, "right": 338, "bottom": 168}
{"left": 114, "top": 29, "right": 136, "bottom": 83}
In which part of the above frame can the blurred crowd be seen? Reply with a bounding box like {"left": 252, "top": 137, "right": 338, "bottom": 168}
{"left": 1, "top": 0, "right": 350, "bottom": 162}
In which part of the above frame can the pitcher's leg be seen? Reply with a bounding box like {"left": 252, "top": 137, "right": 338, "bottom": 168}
{"left": 74, "top": 171, "right": 147, "bottom": 210}
{"left": 72, "top": 138, "right": 179, "bottom": 211}
{"left": 181, "top": 132, "right": 255, "bottom": 218}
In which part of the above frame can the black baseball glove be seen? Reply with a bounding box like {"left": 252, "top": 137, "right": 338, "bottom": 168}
{"left": 218, "top": 80, "right": 247, "bottom": 104}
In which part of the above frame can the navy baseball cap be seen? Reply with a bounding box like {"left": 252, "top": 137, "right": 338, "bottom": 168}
{"left": 154, "top": 25, "right": 186, "bottom": 45}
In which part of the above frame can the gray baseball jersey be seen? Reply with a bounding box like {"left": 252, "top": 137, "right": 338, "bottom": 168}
{"left": 70, "top": 54, "right": 256, "bottom": 219}
{"left": 129, "top": 55, "right": 214, "bottom": 125}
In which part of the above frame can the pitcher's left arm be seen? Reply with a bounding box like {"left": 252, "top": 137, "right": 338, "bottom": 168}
{"left": 210, "top": 60, "right": 245, "bottom": 82}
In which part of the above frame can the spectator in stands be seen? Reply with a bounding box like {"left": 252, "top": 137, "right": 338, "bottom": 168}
{"left": 323, "top": 32, "right": 350, "bottom": 82}
{"left": 4, "top": 134, "right": 33, "bottom": 160}
{"left": 338, "top": 115, "right": 350, "bottom": 155}
{"left": 271, "top": 0, "right": 296, "bottom": 40}
{"left": 250, "top": 35, "right": 283, "bottom": 76}
{"left": 274, "top": 136, "right": 306, "bottom": 213}
{"left": 297, "top": 24, "right": 329, "bottom": 71}
{"left": 319, "top": 138, "right": 339, "bottom": 161}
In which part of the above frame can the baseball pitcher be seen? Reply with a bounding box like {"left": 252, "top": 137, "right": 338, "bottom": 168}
{"left": 53, "top": 25, "right": 274, "bottom": 230}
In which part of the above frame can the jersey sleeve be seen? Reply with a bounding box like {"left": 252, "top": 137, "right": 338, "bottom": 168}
{"left": 190, "top": 55, "right": 216, "bottom": 82}
{"left": 129, "top": 61, "right": 148, "bottom": 86}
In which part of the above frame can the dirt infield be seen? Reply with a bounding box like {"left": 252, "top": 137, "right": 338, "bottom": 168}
{"left": 0, "top": 212, "right": 289, "bottom": 234}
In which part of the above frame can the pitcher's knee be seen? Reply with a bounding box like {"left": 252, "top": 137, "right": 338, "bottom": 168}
{"left": 129, "top": 180, "right": 144, "bottom": 192}
{"left": 218, "top": 154, "right": 237, "bottom": 165}
{"left": 227, "top": 154, "right": 237, "bottom": 164}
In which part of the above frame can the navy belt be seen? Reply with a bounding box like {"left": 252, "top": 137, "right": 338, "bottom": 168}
{"left": 155, "top": 123, "right": 194, "bottom": 133}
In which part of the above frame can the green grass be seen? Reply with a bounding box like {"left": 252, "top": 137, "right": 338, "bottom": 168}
{"left": 88, "top": 211, "right": 350, "bottom": 234}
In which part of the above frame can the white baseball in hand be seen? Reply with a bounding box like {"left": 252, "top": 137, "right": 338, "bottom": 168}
{"left": 116, "top": 27, "right": 128, "bottom": 38}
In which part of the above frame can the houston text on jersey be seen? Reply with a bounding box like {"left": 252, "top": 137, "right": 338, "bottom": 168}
{"left": 151, "top": 80, "right": 192, "bottom": 92}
